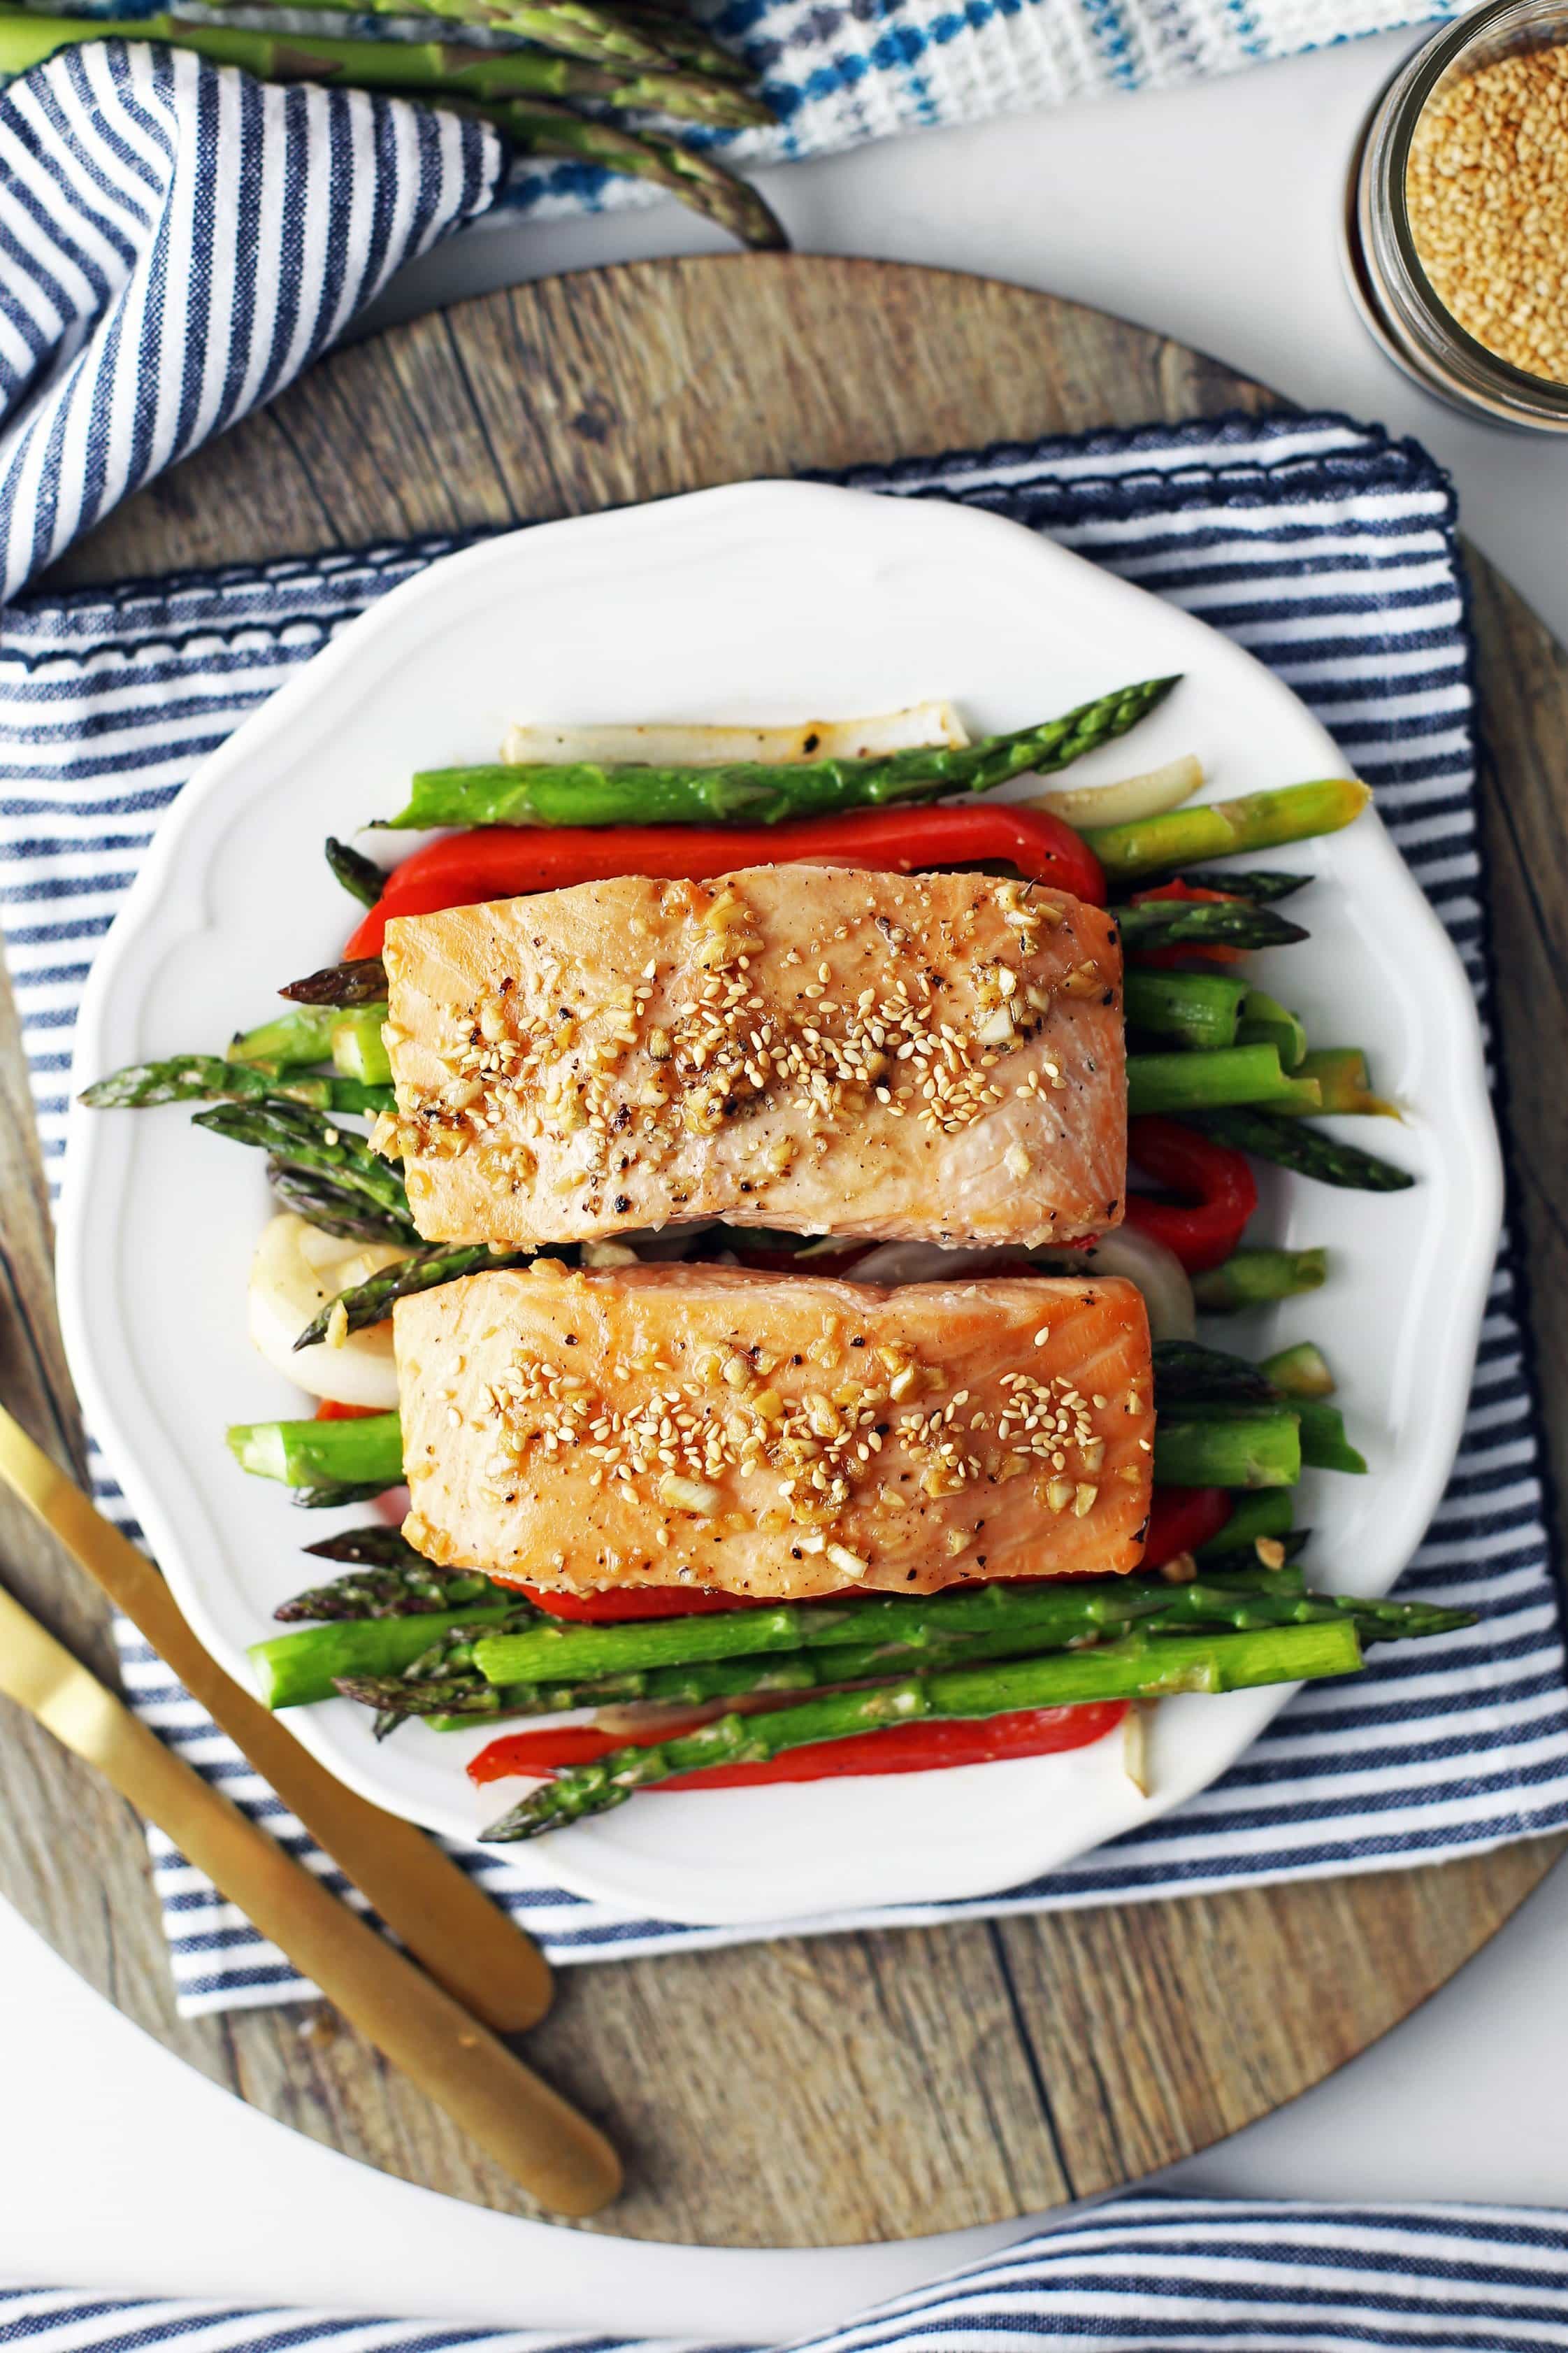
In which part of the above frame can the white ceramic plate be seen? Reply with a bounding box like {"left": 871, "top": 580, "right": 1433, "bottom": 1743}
{"left": 57, "top": 480, "right": 1501, "bottom": 1927}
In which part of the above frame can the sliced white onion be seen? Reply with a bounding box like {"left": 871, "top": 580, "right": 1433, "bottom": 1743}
{"left": 247, "top": 1213, "right": 410, "bottom": 1408}
{"left": 1072, "top": 1224, "right": 1196, "bottom": 1341}
{"left": 503, "top": 703, "right": 969, "bottom": 769}
{"left": 1023, "top": 753, "right": 1203, "bottom": 830}
{"left": 847, "top": 1241, "right": 1026, "bottom": 1285}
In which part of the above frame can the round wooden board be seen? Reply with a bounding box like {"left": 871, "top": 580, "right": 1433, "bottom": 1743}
{"left": 2, "top": 253, "right": 1565, "bottom": 2250}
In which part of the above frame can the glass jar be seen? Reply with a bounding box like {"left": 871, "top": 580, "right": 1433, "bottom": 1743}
{"left": 1344, "top": 0, "right": 1568, "bottom": 432}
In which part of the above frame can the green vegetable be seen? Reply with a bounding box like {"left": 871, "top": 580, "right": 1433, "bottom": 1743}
{"left": 331, "top": 1006, "right": 393, "bottom": 1088}
{"left": 325, "top": 838, "right": 384, "bottom": 910}
{"left": 194, "top": 1101, "right": 415, "bottom": 1230}
{"left": 1236, "top": 989, "right": 1307, "bottom": 1071}
{"left": 280, "top": 957, "right": 391, "bottom": 1008}
{"left": 201, "top": 0, "right": 733, "bottom": 73}
{"left": 79, "top": 1054, "right": 388, "bottom": 1115}
{"left": 1152, "top": 1338, "right": 1277, "bottom": 1407}
{"left": 0, "top": 14, "right": 770, "bottom": 126}
{"left": 467, "top": 1573, "right": 1246, "bottom": 1691}
{"left": 250, "top": 1607, "right": 520, "bottom": 1708}
{"left": 477, "top": 1623, "right": 1366, "bottom": 1838}
{"left": 1084, "top": 779, "right": 1372, "bottom": 883}
{"left": 293, "top": 1240, "right": 535, "bottom": 1350}
{"left": 1294, "top": 1399, "right": 1368, "bottom": 1475}
{"left": 1153, "top": 1410, "right": 1302, "bottom": 1490}
{"left": 227, "top": 1410, "right": 404, "bottom": 1494}
{"left": 1192, "top": 1247, "right": 1329, "bottom": 1312}
{"left": 1113, "top": 900, "right": 1308, "bottom": 954}
{"left": 340, "top": 1580, "right": 1472, "bottom": 1729}
{"left": 1186, "top": 1106, "right": 1415, "bottom": 1190}
{"left": 462, "top": 95, "right": 786, "bottom": 248}
{"left": 1123, "top": 969, "right": 1248, "bottom": 1050}
{"left": 264, "top": 1161, "right": 414, "bottom": 1245}
{"left": 1281, "top": 1049, "right": 1398, "bottom": 1118}
{"left": 275, "top": 1556, "right": 515, "bottom": 1622}
{"left": 1126, "top": 1043, "right": 1322, "bottom": 1117}
{"left": 384, "top": 679, "right": 1180, "bottom": 831}
{"left": 1174, "top": 869, "right": 1311, "bottom": 903}
{"left": 1197, "top": 1491, "right": 1295, "bottom": 1556}
{"left": 229, "top": 1004, "right": 376, "bottom": 1069}
{"left": 1261, "top": 1342, "right": 1336, "bottom": 1399}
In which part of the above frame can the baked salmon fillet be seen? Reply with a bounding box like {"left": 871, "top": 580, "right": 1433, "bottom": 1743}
{"left": 375, "top": 865, "right": 1124, "bottom": 1251}
{"left": 395, "top": 1261, "right": 1153, "bottom": 1601}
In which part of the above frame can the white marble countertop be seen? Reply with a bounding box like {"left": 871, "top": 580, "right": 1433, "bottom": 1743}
{"left": 3, "top": 26, "right": 1568, "bottom": 2335}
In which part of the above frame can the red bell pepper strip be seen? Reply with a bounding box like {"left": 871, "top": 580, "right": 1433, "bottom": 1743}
{"left": 1144, "top": 1485, "right": 1232, "bottom": 1568}
{"left": 344, "top": 804, "right": 1105, "bottom": 957}
{"left": 1125, "top": 1114, "right": 1258, "bottom": 1273}
{"left": 1128, "top": 878, "right": 1245, "bottom": 968}
{"left": 313, "top": 1399, "right": 383, "bottom": 1421}
{"left": 467, "top": 1700, "right": 1127, "bottom": 1789}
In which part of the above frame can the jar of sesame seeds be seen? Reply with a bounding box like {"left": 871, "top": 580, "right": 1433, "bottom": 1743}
{"left": 1345, "top": 0, "right": 1568, "bottom": 430}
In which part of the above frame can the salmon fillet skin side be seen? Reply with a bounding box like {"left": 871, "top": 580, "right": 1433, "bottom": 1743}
{"left": 394, "top": 1263, "right": 1153, "bottom": 1601}
{"left": 375, "top": 865, "right": 1125, "bottom": 1250}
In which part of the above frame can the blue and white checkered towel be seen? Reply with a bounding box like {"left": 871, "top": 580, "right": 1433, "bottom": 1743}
{"left": 7, "top": 2198, "right": 1568, "bottom": 2347}
{"left": 3, "top": 406, "right": 1566, "bottom": 2012}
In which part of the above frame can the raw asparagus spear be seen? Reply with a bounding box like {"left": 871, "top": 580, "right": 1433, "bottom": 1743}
{"left": 1114, "top": 901, "right": 1309, "bottom": 954}
{"left": 80, "top": 1054, "right": 389, "bottom": 1116}
{"left": 1153, "top": 1410, "right": 1302, "bottom": 1490}
{"left": 275, "top": 1559, "right": 514, "bottom": 1621}
{"left": 1187, "top": 1106, "right": 1415, "bottom": 1190}
{"left": 472, "top": 96, "right": 784, "bottom": 248}
{"left": 264, "top": 1161, "right": 416, "bottom": 1245}
{"left": 384, "top": 678, "right": 1180, "bottom": 830}
{"left": 194, "top": 1099, "right": 411, "bottom": 1220}
{"left": 1126, "top": 1043, "right": 1322, "bottom": 1117}
{"left": 609, "top": 3, "right": 751, "bottom": 80}
{"left": 0, "top": 15, "right": 770, "bottom": 124}
{"left": 1191, "top": 1247, "right": 1328, "bottom": 1311}
{"left": 280, "top": 957, "right": 391, "bottom": 1008}
{"left": 169, "top": 0, "right": 705, "bottom": 72}
{"left": 478, "top": 1622, "right": 1367, "bottom": 1837}
{"left": 1085, "top": 779, "right": 1371, "bottom": 883}
{"left": 1123, "top": 969, "right": 1249, "bottom": 1050}
{"left": 294, "top": 1242, "right": 535, "bottom": 1351}
{"left": 326, "top": 838, "right": 384, "bottom": 910}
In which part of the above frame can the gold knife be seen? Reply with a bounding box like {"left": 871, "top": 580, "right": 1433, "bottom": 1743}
{"left": 0, "top": 1402, "right": 552, "bottom": 2036}
{"left": 0, "top": 1574, "right": 621, "bottom": 2215}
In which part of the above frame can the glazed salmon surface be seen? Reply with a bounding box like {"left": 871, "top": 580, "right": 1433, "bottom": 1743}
{"left": 396, "top": 1262, "right": 1153, "bottom": 1600}
{"left": 376, "top": 865, "right": 1125, "bottom": 1250}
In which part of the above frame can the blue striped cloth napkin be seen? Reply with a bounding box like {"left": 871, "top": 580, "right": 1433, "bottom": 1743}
{"left": 3, "top": 407, "right": 1566, "bottom": 2012}
{"left": 6, "top": 2198, "right": 1568, "bottom": 2347}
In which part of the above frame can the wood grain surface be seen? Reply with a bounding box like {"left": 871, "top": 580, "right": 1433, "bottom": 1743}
{"left": 1, "top": 253, "right": 1563, "bottom": 2247}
